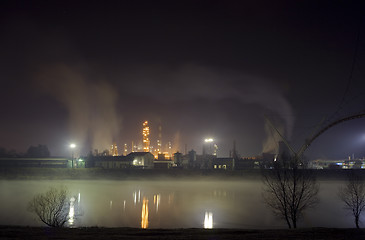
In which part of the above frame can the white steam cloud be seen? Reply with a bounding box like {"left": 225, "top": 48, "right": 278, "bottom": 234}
{"left": 119, "top": 64, "right": 294, "bottom": 153}
{"left": 35, "top": 65, "right": 121, "bottom": 153}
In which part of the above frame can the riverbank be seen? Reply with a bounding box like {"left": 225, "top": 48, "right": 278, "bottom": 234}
{"left": 1, "top": 226, "right": 365, "bottom": 240}
{"left": 0, "top": 167, "right": 363, "bottom": 181}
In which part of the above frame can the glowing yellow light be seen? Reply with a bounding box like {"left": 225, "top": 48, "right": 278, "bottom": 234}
{"left": 142, "top": 121, "right": 150, "bottom": 152}
{"left": 141, "top": 197, "right": 149, "bottom": 229}
{"left": 204, "top": 138, "right": 214, "bottom": 143}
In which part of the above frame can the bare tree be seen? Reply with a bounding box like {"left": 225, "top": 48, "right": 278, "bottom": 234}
{"left": 262, "top": 159, "right": 319, "bottom": 228}
{"left": 339, "top": 170, "right": 365, "bottom": 228}
{"left": 28, "top": 187, "right": 70, "bottom": 227}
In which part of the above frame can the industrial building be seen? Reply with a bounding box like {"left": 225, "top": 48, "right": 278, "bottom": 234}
{"left": 86, "top": 152, "right": 154, "bottom": 169}
{"left": 212, "top": 157, "right": 235, "bottom": 170}
{"left": 0, "top": 157, "right": 70, "bottom": 168}
{"left": 142, "top": 121, "right": 150, "bottom": 152}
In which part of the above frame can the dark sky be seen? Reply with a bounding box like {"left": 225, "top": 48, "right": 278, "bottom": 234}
{"left": 1, "top": 1, "right": 365, "bottom": 159}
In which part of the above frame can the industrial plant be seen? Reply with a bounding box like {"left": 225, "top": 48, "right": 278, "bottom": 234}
{"left": 1, "top": 120, "right": 365, "bottom": 170}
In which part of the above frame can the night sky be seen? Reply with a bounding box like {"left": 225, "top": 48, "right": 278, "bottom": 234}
{"left": 1, "top": 1, "right": 365, "bottom": 159}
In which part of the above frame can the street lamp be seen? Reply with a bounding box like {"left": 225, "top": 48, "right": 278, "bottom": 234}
{"left": 203, "top": 138, "right": 217, "bottom": 156}
{"left": 70, "top": 143, "right": 76, "bottom": 168}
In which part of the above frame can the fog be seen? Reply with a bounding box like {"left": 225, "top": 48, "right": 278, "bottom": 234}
{"left": 0, "top": 179, "right": 356, "bottom": 228}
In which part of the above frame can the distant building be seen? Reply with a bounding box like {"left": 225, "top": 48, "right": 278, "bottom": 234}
{"left": 234, "top": 157, "right": 256, "bottom": 170}
{"left": 188, "top": 149, "right": 197, "bottom": 168}
{"left": 310, "top": 158, "right": 365, "bottom": 169}
{"left": 212, "top": 157, "right": 234, "bottom": 170}
{"left": 177, "top": 149, "right": 218, "bottom": 170}
{"left": 260, "top": 153, "right": 276, "bottom": 169}
{"left": 91, "top": 155, "right": 130, "bottom": 169}
{"left": 127, "top": 152, "right": 154, "bottom": 169}
{"left": 203, "top": 138, "right": 218, "bottom": 156}
{"left": 154, "top": 125, "right": 162, "bottom": 158}
{"left": 0, "top": 157, "right": 70, "bottom": 168}
{"left": 173, "top": 152, "right": 183, "bottom": 167}
{"left": 124, "top": 143, "right": 128, "bottom": 156}
{"left": 173, "top": 149, "right": 237, "bottom": 170}
{"left": 87, "top": 152, "right": 154, "bottom": 169}
{"left": 154, "top": 154, "right": 174, "bottom": 169}
{"left": 110, "top": 143, "right": 118, "bottom": 156}
{"left": 142, "top": 121, "right": 150, "bottom": 152}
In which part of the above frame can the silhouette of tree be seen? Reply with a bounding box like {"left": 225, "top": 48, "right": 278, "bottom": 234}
{"left": 0, "top": 147, "right": 19, "bottom": 157}
{"left": 26, "top": 144, "right": 50, "bottom": 157}
{"left": 339, "top": 170, "right": 365, "bottom": 228}
{"left": 262, "top": 157, "right": 319, "bottom": 228}
{"left": 28, "top": 187, "right": 70, "bottom": 227}
{"left": 0, "top": 147, "right": 8, "bottom": 157}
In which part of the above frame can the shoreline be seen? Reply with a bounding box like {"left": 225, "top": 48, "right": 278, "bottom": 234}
{"left": 0, "top": 168, "right": 363, "bottom": 181}
{"left": 1, "top": 226, "right": 365, "bottom": 240}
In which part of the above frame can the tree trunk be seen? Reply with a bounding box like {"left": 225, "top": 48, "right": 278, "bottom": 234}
{"left": 285, "top": 216, "right": 292, "bottom": 229}
{"left": 293, "top": 219, "right": 297, "bottom": 229}
{"left": 355, "top": 215, "right": 360, "bottom": 229}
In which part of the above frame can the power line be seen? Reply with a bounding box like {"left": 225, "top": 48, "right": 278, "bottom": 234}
{"left": 326, "top": 12, "right": 362, "bottom": 125}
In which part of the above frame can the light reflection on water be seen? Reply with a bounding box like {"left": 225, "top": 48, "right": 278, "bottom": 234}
{"left": 63, "top": 181, "right": 250, "bottom": 228}
{"left": 68, "top": 197, "right": 75, "bottom": 225}
{"left": 204, "top": 211, "right": 213, "bottom": 229}
{"left": 141, "top": 197, "right": 149, "bottom": 229}
{"left": 66, "top": 181, "right": 294, "bottom": 229}
{"left": 0, "top": 180, "right": 357, "bottom": 228}
{"left": 67, "top": 192, "right": 83, "bottom": 227}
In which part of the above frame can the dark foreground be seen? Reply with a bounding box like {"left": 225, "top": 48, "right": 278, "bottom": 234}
{"left": 1, "top": 226, "right": 365, "bottom": 240}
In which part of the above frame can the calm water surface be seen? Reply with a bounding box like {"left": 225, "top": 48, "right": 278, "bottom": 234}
{"left": 0, "top": 179, "right": 356, "bottom": 228}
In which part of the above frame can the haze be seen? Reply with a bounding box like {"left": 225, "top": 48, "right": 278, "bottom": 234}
{"left": 0, "top": 1, "right": 365, "bottom": 160}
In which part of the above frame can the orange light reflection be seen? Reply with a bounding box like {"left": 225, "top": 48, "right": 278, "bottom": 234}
{"left": 141, "top": 197, "right": 149, "bottom": 228}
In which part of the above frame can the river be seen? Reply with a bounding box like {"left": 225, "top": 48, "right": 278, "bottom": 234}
{"left": 0, "top": 179, "right": 356, "bottom": 228}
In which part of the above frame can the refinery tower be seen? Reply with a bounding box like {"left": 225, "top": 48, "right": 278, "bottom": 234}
{"left": 142, "top": 121, "right": 150, "bottom": 152}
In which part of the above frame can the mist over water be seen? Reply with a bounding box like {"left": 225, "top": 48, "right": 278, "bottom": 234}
{"left": 0, "top": 179, "right": 355, "bottom": 228}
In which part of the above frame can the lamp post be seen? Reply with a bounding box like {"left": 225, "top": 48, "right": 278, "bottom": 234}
{"left": 203, "top": 138, "right": 214, "bottom": 156}
{"left": 70, "top": 143, "right": 76, "bottom": 168}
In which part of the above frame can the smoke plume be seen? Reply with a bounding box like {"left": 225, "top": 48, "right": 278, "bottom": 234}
{"left": 119, "top": 64, "right": 294, "bottom": 154}
{"left": 35, "top": 64, "right": 121, "bottom": 153}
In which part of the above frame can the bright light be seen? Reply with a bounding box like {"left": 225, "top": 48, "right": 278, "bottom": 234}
{"left": 68, "top": 197, "right": 76, "bottom": 225}
{"left": 70, "top": 143, "right": 76, "bottom": 148}
{"left": 141, "top": 197, "right": 149, "bottom": 229}
{"left": 204, "top": 138, "right": 214, "bottom": 143}
{"left": 204, "top": 211, "right": 213, "bottom": 229}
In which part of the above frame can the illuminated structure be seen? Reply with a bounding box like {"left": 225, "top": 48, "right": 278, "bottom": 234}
{"left": 90, "top": 152, "right": 154, "bottom": 169}
{"left": 203, "top": 138, "right": 218, "bottom": 156}
{"left": 110, "top": 143, "right": 118, "bottom": 156}
{"left": 168, "top": 141, "right": 172, "bottom": 157}
{"left": 124, "top": 143, "right": 128, "bottom": 155}
{"left": 142, "top": 121, "right": 150, "bottom": 152}
{"left": 70, "top": 143, "right": 76, "bottom": 168}
{"left": 155, "top": 125, "right": 162, "bottom": 158}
